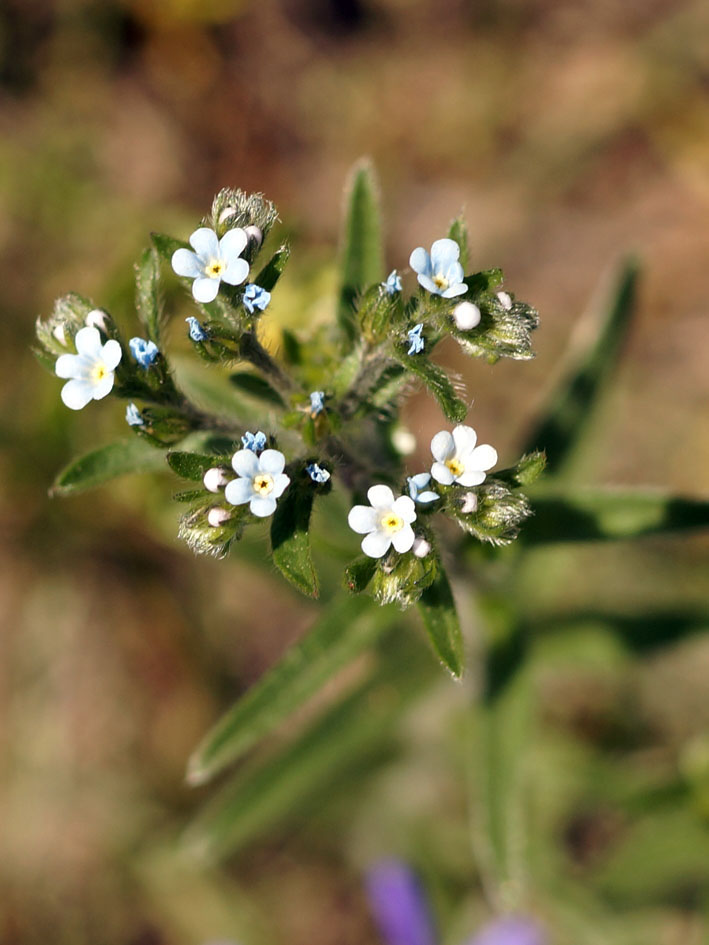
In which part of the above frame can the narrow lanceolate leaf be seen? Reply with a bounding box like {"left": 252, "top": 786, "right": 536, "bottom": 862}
{"left": 187, "top": 595, "right": 392, "bottom": 786}
{"left": 270, "top": 477, "right": 319, "bottom": 598}
{"left": 447, "top": 215, "right": 470, "bottom": 271}
{"left": 229, "top": 372, "right": 285, "bottom": 406}
{"left": 396, "top": 352, "right": 467, "bottom": 422}
{"left": 167, "top": 451, "right": 221, "bottom": 482}
{"left": 522, "top": 259, "right": 639, "bottom": 473}
{"left": 51, "top": 440, "right": 167, "bottom": 496}
{"left": 417, "top": 569, "right": 464, "bottom": 677}
{"left": 523, "top": 488, "right": 709, "bottom": 544}
{"left": 135, "top": 247, "right": 163, "bottom": 344}
{"left": 337, "top": 160, "right": 384, "bottom": 343}
{"left": 254, "top": 244, "right": 290, "bottom": 292}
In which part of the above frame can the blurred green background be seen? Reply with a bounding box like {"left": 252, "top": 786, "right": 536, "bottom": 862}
{"left": 2, "top": 1, "right": 709, "bottom": 943}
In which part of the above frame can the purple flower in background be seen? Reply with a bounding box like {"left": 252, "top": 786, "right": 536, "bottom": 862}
{"left": 468, "top": 917, "right": 545, "bottom": 945}
{"left": 365, "top": 861, "right": 437, "bottom": 945}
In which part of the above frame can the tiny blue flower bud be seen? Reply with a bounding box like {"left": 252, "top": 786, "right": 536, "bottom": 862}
{"left": 185, "top": 316, "right": 208, "bottom": 342}
{"left": 129, "top": 337, "right": 159, "bottom": 368}
{"left": 242, "top": 283, "right": 271, "bottom": 315}
{"left": 407, "top": 473, "right": 439, "bottom": 504}
{"left": 407, "top": 324, "right": 425, "bottom": 356}
{"left": 241, "top": 430, "right": 268, "bottom": 453}
{"left": 306, "top": 463, "right": 330, "bottom": 483}
{"left": 125, "top": 403, "right": 144, "bottom": 427}
{"left": 382, "top": 270, "right": 402, "bottom": 294}
{"left": 309, "top": 390, "right": 325, "bottom": 415}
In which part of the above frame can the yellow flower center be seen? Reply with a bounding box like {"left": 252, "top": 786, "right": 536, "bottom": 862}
{"left": 253, "top": 473, "right": 274, "bottom": 495}
{"left": 91, "top": 362, "right": 108, "bottom": 383}
{"left": 206, "top": 259, "right": 226, "bottom": 278}
{"left": 381, "top": 511, "right": 404, "bottom": 534}
{"left": 446, "top": 457, "right": 464, "bottom": 477}
{"left": 433, "top": 274, "right": 449, "bottom": 290}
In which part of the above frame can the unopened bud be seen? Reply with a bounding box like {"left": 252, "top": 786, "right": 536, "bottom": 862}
{"left": 207, "top": 507, "right": 231, "bottom": 528}
{"left": 497, "top": 291, "right": 512, "bottom": 310}
{"left": 86, "top": 309, "right": 108, "bottom": 331}
{"left": 392, "top": 427, "right": 416, "bottom": 456}
{"left": 412, "top": 536, "right": 431, "bottom": 558}
{"left": 203, "top": 467, "right": 229, "bottom": 493}
{"left": 52, "top": 324, "right": 66, "bottom": 345}
{"left": 244, "top": 225, "right": 263, "bottom": 247}
{"left": 218, "top": 206, "right": 238, "bottom": 224}
{"left": 461, "top": 492, "right": 478, "bottom": 515}
{"left": 453, "top": 301, "right": 481, "bottom": 331}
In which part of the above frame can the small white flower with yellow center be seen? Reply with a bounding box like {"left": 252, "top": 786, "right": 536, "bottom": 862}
{"left": 171, "top": 227, "right": 250, "bottom": 304}
{"left": 348, "top": 485, "right": 417, "bottom": 559}
{"left": 430, "top": 424, "right": 497, "bottom": 487}
{"left": 54, "top": 326, "right": 122, "bottom": 410}
{"left": 224, "top": 448, "right": 290, "bottom": 518}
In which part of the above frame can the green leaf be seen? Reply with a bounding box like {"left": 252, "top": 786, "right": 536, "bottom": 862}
{"left": 187, "top": 596, "right": 391, "bottom": 785}
{"left": 281, "top": 328, "right": 302, "bottom": 366}
{"left": 51, "top": 440, "right": 167, "bottom": 496}
{"left": 522, "top": 259, "right": 639, "bottom": 473}
{"left": 151, "top": 231, "right": 186, "bottom": 262}
{"left": 254, "top": 244, "right": 290, "bottom": 292}
{"left": 447, "top": 215, "right": 469, "bottom": 270}
{"left": 396, "top": 353, "right": 467, "bottom": 422}
{"left": 167, "top": 451, "right": 220, "bottom": 482}
{"left": 135, "top": 247, "right": 163, "bottom": 344}
{"left": 417, "top": 569, "right": 464, "bottom": 677}
{"left": 337, "top": 160, "right": 384, "bottom": 343}
{"left": 523, "top": 487, "right": 709, "bottom": 544}
{"left": 344, "top": 555, "right": 378, "bottom": 594}
{"left": 229, "top": 371, "right": 285, "bottom": 406}
{"left": 270, "top": 477, "right": 319, "bottom": 598}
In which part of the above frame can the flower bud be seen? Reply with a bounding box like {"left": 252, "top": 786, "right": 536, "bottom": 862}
{"left": 392, "top": 427, "right": 417, "bottom": 456}
{"left": 497, "top": 291, "right": 512, "bottom": 310}
{"left": 244, "top": 225, "right": 263, "bottom": 247}
{"left": 52, "top": 324, "right": 66, "bottom": 345}
{"left": 412, "top": 536, "right": 431, "bottom": 558}
{"left": 203, "top": 467, "right": 229, "bottom": 493}
{"left": 453, "top": 301, "right": 481, "bottom": 331}
{"left": 218, "top": 206, "right": 238, "bottom": 224}
{"left": 207, "top": 507, "right": 231, "bottom": 528}
{"left": 461, "top": 492, "right": 478, "bottom": 515}
{"left": 85, "top": 309, "right": 108, "bottom": 331}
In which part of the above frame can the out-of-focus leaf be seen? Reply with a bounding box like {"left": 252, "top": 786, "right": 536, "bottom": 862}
{"left": 254, "top": 244, "right": 290, "bottom": 292}
{"left": 417, "top": 570, "right": 464, "bottom": 678}
{"left": 344, "top": 555, "right": 378, "bottom": 594}
{"left": 270, "top": 478, "right": 318, "bottom": 598}
{"left": 522, "top": 260, "right": 639, "bottom": 473}
{"left": 167, "top": 451, "right": 220, "bottom": 482}
{"left": 523, "top": 488, "right": 709, "bottom": 544}
{"left": 396, "top": 353, "right": 467, "bottom": 422}
{"left": 448, "top": 216, "right": 470, "bottom": 270}
{"left": 151, "top": 231, "right": 185, "bottom": 263}
{"left": 187, "top": 596, "right": 396, "bottom": 786}
{"left": 135, "top": 247, "right": 163, "bottom": 344}
{"left": 529, "top": 610, "right": 709, "bottom": 654}
{"left": 229, "top": 371, "right": 285, "bottom": 406}
{"left": 337, "top": 160, "right": 384, "bottom": 343}
{"left": 51, "top": 439, "right": 167, "bottom": 496}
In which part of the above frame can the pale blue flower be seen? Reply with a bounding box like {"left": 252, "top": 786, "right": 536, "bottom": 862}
{"left": 306, "top": 463, "right": 330, "bottom": 483}
{"left": 383, "top": 270, "right": 402, "bottom": 294}
{"left": 125, "top": 403, "right": 144, "bottom": 426}
{"left": 171, "top": 227, "right": 249, "bottom": 304}
{"left": 224, "top": 448, "right": 290, "bottom": 518}
{"left": 242, "top": 283, "right": 271, "bottom": 314}
{"left": 241, "top": 430, "right": 267, "bottom": 453}
{"left": 409, "top": 238, "right": 467, "bottom": 298}
{"left": 431, "top": 425, "right": 498, "bottom": 487}
{"left": 407, "top": 473, "right": 439, "bottom": 504}
{"left": 55, "top": 326, "right": 122, "bottom": 411}
{"left": 186, "top": 316, "right": 208, "bottom": 342}
{"left": 407, "top": 324, "right": 424, "bottom": 355}
{"left": 309, "top": 390, "right": 325, "bottom": 415}
{"left": 129, "top": 337, "right": 159, "bottom": 367}
{"left": 348, "top": 485, "right": 417, "bottom": 558}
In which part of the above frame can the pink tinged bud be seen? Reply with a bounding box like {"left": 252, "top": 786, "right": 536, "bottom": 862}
{"left": 52, "top": 324, "right": 66, "bottom": 345}
{"left": 86, "top": 309, "right": 108, "bottom": 331}
{"left": 461, "top": 492, "right": 478, "bottom": 514}
{"left": 453, "top": 301, "right": 481, "bottom": 331}
{"left": 218, "top": 206, "right": 238, "bottom": 224}
{"left": 203, "top": 467, "right": 229, "bottom": 493}
{"left": 207, "top": 507, "right": 231, "bottom": 528}
{"left": 497, "top": 291, "right": 512, "bottom": 310}
{"left": 412, "top": 536, "right": 431, "bottom": 558}
{"left": 244, "top": 225, "right": 263, "bottom": 247}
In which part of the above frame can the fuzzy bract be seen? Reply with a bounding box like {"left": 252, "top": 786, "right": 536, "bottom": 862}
{"left": 55, "top": 326, "right": 122, "bottom": 411}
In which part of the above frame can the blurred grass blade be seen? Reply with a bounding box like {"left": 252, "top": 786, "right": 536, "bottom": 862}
{"left": 187, "top": 597, "right": 398, "bottom": 785}
{"left": 522, "top": 260, "right": 639, "bottom": 473}
{"left": 270, "top": 479, "right": 319, "bottom": 598}
{"left": 135, "top": 247, "right": 163, "bottom": 344}
{"left": 337, "top": 160, "right": 384, "bottom": 343}
{"left": 524, "top": 488, "right": 709, "bottom": 543}
{"left": 529, "top": 609, "right": 709, "bottom": 654}
{"left": 396, "top": 353, "right": 467, "bottom": 422}
{"left": 254, "top": 244, "right": 290, "bottom": 292}
{"left": 417, "top": 570, "right": 464, "bottom": 678}
{"left": 51, "top": 439, "right": 167, "bottom": 496}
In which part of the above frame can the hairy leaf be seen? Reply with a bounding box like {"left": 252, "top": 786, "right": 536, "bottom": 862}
{"left": 396, "top": 353, "right": 467, "bottom": 422}
{"left": 135, "top": 247, "right": 163, "bottom": 344}
{"left": 270, "top": 477, "right": 319, "bottom": 598}
{"left": 254, "top": 244, "right": 290, "bottom": 292}
{"left": 51, "top": 440, "right": 167, "bottom": 496}
{"left": 417, "top": 569, "right": 464, "bottom": 677}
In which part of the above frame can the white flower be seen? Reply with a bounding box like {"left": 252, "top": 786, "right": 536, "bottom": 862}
{"left": 171, "top": 227, "right": 250, "bottom": 304}
{"left": 412, "top": 536, "right": 431, "bottom": 558}
{"left": 348, "top": 485, "right": 417, "bottom": 559}
{"left": 224, "top": 448, "right": 290, "bottom": 518}
{"left": 55, "top": 326, "right": 122, "bottom": 411}
{"left": 453, "top": 300, "right": 481, "bottom": 331}
{"left": 430, "top": 424, "right": 497, "bottom": 487}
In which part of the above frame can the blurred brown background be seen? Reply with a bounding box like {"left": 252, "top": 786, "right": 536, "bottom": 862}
{"left": 1, "top": 1, "right": 708, "bottom": 943}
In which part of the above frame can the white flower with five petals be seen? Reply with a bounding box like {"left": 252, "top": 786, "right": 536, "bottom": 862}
{"left": 430, "top": 424, "right": 497, "bottom": 487}
{"left": 348, "top": 485, "right": 417, "bottom": 559}
{"left": 55, "top": 326, "right": 122, "bottom": 410}
{"left": 224, "top": 448, "right": 290, "bottom": 518}
{"left": 171, "top": 227, "right": 250, "bottom": 304}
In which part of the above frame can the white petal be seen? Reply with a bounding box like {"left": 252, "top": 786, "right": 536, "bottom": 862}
{"left": 60, "top": 378, "right": 94, "bottom": 410}
{"left": 431, "top": 462, "right": 454, "bottom": 485}
{"left": 258, "top": 449, "right": 285, "bottom": 475}
{"left": 224, "top": 476, "right": 254, "bottom": 505}
{"left": 392, "top": 524, "right": 415, "bottom": 553}
{"left": 171, "top": 247, "right": 201, "bottom": 278}
{"left": 452, "top": 424, "right": 477, "bottom": 457}
{"left": 222, "top": 257, "right": 249, "bottom": 286}
{"left": 232, "top": 449, "right": 260, "bottom": 477}
{"left": 456, "top": 469, "right": 486, "bottom": 487}
{"left": 430, "top": 238, "right": 460, "bottom": 269}
{"left": 74, "top": 326, "right": 103, "bottom": 359}
{"left": 92, "top": 372, "right": 115, "bottom": 400}
{"left": 409, "top": 246, "right": 430, "bottom": 276}
{"left": 192, "top": 277, "right": 220, "bottom": 303}
{"left": 418, "top": 491, "right": 440, "bottom": 503}
{"left": 219, "top": 227, "right": 248, "bottom": 260}
{"left": 101, "top": 339, "right": 122, "bottom": 370}
{"left": 348, "top": 505, "right": 378, "bottom": 534}
{"left": 250, "top": 495, "right": 277, "bottom": 517}
{"left": 189, "top": 227, "right": 219, "bottom": 259}
{"left": 361, "top": 530, "right": 391, "bottom": 558}
{"left": 55, "top": 353, "right": 80, "bottom": 379}
{"left": 468, "top": 443, "right": 498, "bottom": 471}
{"left": 431, "top": 430, "right": 455, "bottom": 463}
{"left": 417, "top": 274, "right": 439, "bottom": 294}
{"left": 271, "top": 473, "right": 290, "bottom": 498}
{"left": 410, "top": 472, "right": 431, "bottom": 489}
{"left": 442, "top": 282, "right": 468, "bottom": 298}
{"left": 367, "top": 484, "right": 395, "bottom": 509}
{"left": 392, "top": 495, "right": 417, "bottom": 524}
{"left": 443, "top": 260, "right": 465, "bottom": 285}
